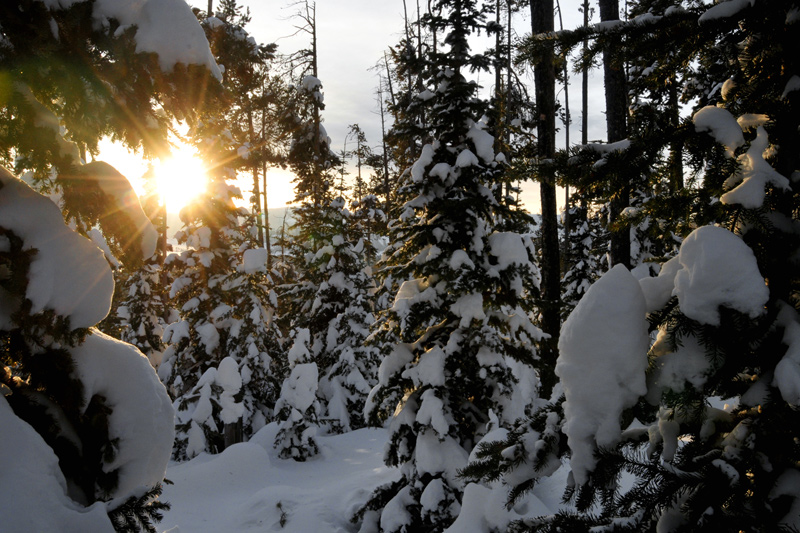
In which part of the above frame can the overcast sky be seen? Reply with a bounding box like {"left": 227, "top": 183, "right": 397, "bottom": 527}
{"left": 237, "top": 0, "right": 609, "bottom": 213}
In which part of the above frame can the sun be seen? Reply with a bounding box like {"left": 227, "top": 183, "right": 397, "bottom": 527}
{"left": 154, "top": 145, "right": 208, "bottom": 212}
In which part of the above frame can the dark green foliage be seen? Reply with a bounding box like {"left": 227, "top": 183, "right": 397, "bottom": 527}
{"left": 108, "top": 483, "right": 171, "bottom": 533}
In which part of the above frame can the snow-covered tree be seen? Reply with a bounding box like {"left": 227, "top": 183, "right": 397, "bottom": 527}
{"left": 467, "top": 2, "right": 800, "bottom": 531}
{"left": 559, "top": 200, "right": 605, "bottom": 319}
{"left": 160, "top": 115, "right": 282, "bottom": 460}
{"left": 274, "top": 327, "right": 321, "bottom": 460}
{"left": 357, "top": 1, "right": 544, "bottom": 530}
{"left": 0, "top": 169, "right": 174, "bottom": 531}
{"left": 0, "top": 0, "right": 222, "bottom": 530}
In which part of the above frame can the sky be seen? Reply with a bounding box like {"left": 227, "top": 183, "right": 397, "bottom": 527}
{"left": 102, "top": 0, "right": 609, "bottom": 215}
{"left": 239, "top": 0, "right": 609, "bottom": 213}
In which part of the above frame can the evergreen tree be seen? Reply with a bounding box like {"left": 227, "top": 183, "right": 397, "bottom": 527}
{"left": 274, "top": 327, "right": 321, "bottom": 460}
{"left": 358, "top": 1, "right": 544, "bottom": 530}
{"left": 159, "top": 115, "right": 281, "bottom": 460}
{"left": 469, "top": 1, "right": 800, "bottom": 531}
{"left": 0, "top": 1, "right": 220, "bottom": 529}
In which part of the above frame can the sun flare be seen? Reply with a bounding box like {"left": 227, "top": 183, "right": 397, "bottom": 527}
{"left": 155, "top": 146, "right": 207, "bottom": 212}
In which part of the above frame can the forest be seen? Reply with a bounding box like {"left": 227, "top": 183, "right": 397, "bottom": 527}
{"left": 1, "top": 0, "right": 800, "bottom": 531}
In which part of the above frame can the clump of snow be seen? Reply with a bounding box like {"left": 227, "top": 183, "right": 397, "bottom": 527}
{"left": 698, "top": 0, "right": 755, "bottom": 23}
{"left": 585, "top": 139, "right": 631, "bottom": 154}
{"left": 769, "top": 469, "right": 800, "bottom": 529}
{"left": 719, "top": 126, "right": 790, "bottom": 209}
{"left": 556, "top": 264, "right": 649, "bottom": 485}
{"left": 639, "top": 256, "right": 681, "bottom": 312}
{"left": 217, "top": 357, "right": 244, "bottom": 425}
{"left": 241, "top": 248, "right": 268, "bottom": 274}
{"left": 774, "top": 305, "right": 800, "bottom": 406}
{"left": 415, "top": 430, "right": 469, "bottom": 486}
{"left": 411, "top": 144, "right": 436, "bottom": 183}
{"left": 92, "top": 0, "right": 222, "bottom": 79}
{"left": 673, "top": 225, "right": 767, "bottom": 325}
{"left": 466, "top": 120, "right": 496, "bottom": 164}
{"left": 70, "top": 330, "right": 175, "bottom": 499}
{"left": 488, "top": 232, "right": 530, "bottom": 270}
{"left": 445, "top": 480, "right": 553, "bottom": 533}
{"left": 0, "top": 167, "right": 113, "bottom": 329}
{"left": 0, "top": 396, "right": 115, "bottom": 532}
{"left": 300, "top": 75, "right": 322, "bottom": 93}
{"left": 782, "top": 76, "right": 800, "bottom": 99}
{"left": 647, "top": 328, "right": 710, "bottom": 404}
{"left": 402, "top": 347, "right": 446, "bottom": 388}
{"left": 282, "top": 363, "right": 319, "bottom": 414}
{"left": 450, "top": 293, "right": 485, "bottom": 328}
{"left": 693, "top": 106, "right": 745, "bottom": 158}
{"left": 83, "top": 161, "right": 158, "bottom": 260}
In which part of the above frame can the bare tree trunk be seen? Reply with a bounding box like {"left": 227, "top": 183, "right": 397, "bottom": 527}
{"left": 599, "top": 0, "right": 630, "bottom": 269}
{"left": 531, "top": 0, "right": 560, "bottom": 397}
{"left": 378, "top": 81, "right": 391, "bottom": 209}
{"left": 668, "top": 80, "right": 683, "bottom": 191}
{"left": 263, "top": 162, "right": 271, "bottom": 266}
{"left": 383, "top": 52, "right": 396, "bottom": 108}
{"left": 248, "top": 109, "right": 264, "bottom": 246}
{"left": 556, "top": 0, "right": 571, "bottom": 270}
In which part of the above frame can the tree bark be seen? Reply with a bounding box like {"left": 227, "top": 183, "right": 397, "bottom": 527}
{"left": 599, "top": 0, "right": 630, "bottom": 269}
{"left": 531, "top": 0, "right": 560, "bottom": 397}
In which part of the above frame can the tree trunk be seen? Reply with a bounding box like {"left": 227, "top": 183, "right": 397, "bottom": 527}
{"left": 248, "top": 109, "right": 264, "bottom": 246}
{"left": 531, "top": 0, "right": 560, "bottom": 397}
{"left": 556, "top": 0, "right": 571, "bottom": 271}
{"left": 599, "top": 0, "right": 630, "bottom": 269}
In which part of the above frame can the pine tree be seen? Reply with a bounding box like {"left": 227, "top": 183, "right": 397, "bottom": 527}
{"left": 159, "top": 114, "right": 282, "bottom": 460}
{"left": 1, "top": 1, "right": 220, "bottom": 529}
{"left": 470, "top": 1, "right": 800, "bottom": 530}
{"left": 358, "top": 1, "right": 544, "bottom": 530}
{"left": 274, "top": 327, "right": 321, "bottom": 459}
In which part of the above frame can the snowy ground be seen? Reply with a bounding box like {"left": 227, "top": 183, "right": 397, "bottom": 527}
{"left": 159, "top": 424, "right": 569, "bottom": 533}
{"left": 160, "top": 425, "right": 399, "bottom": 533}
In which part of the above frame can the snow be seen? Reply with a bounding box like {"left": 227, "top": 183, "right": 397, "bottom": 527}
{"left": 782, "top": 75, "right": 800, "bottom": 99}
{"left": 719, "top": 126, "right": 790, "bottom": 209}
{"left": 647, "top": 328, "right": 710, "bottom": 404}
{"left": 159, "top": 426, "right": 400, "bottom": 533}
{"left": 281, "top": 363, "right": 319, "bottom": 413}
{"left": 445, "top": 481, "right": 552, "bottom": 533}
{"left": 91, "top": 0, "right": 222, "bottom": 79}
{"left": 241, "top": 248, "right": 269, "bottom": 274}
{"left": 556, "top": 264, "right": 650, "bottom": 485}
{"left": 769, "top": 469, "right": 800, "bottom": 528}
{"left": 639, "top": 256, "right": 681, "bottom": 312}
{"left": 450, "top": 293, "right": 486, "bottom": 327}
{"left": 411, "top": 143, "right": 436, "bottom": 183}
{"left": 415, "top": 430, "right": 469, "bottom": 485}
{"left": 0, "top": 396, "right": 115, "bottom": 533}
{"left": 70, "top": 330, "right": 175, "bottom": 500}
{"left": 673, "top": 225, "right": 768, "bottom": 325}
{"left": 84, "top": 161, "right": 158, "bottom": 260}
{"left": 774, "top": 305, "right": 800, "bottom": 405}
{"left": 0, "top": 167, "right": 114, "bottom": 329}
{"left": 693, "top": 106, "right": 745, "bottom": 158}
{"left": 456, "top": 148, "right": 480, "bottom": 168}
{"left": 698, "top": 0, "right": 754, "bottom": 23}
{"left": 488, "top": 232, "right": 530, "bottom": 270}
{"left": 466, "top": 120, "right": 496, "bottom": 164}
{"left": 402, "top": 347, "right": 446, "bottom": 388}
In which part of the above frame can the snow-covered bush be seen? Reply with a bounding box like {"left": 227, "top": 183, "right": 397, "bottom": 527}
{"left": 0, "top": 168, "right": 173, "bottom": 531}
